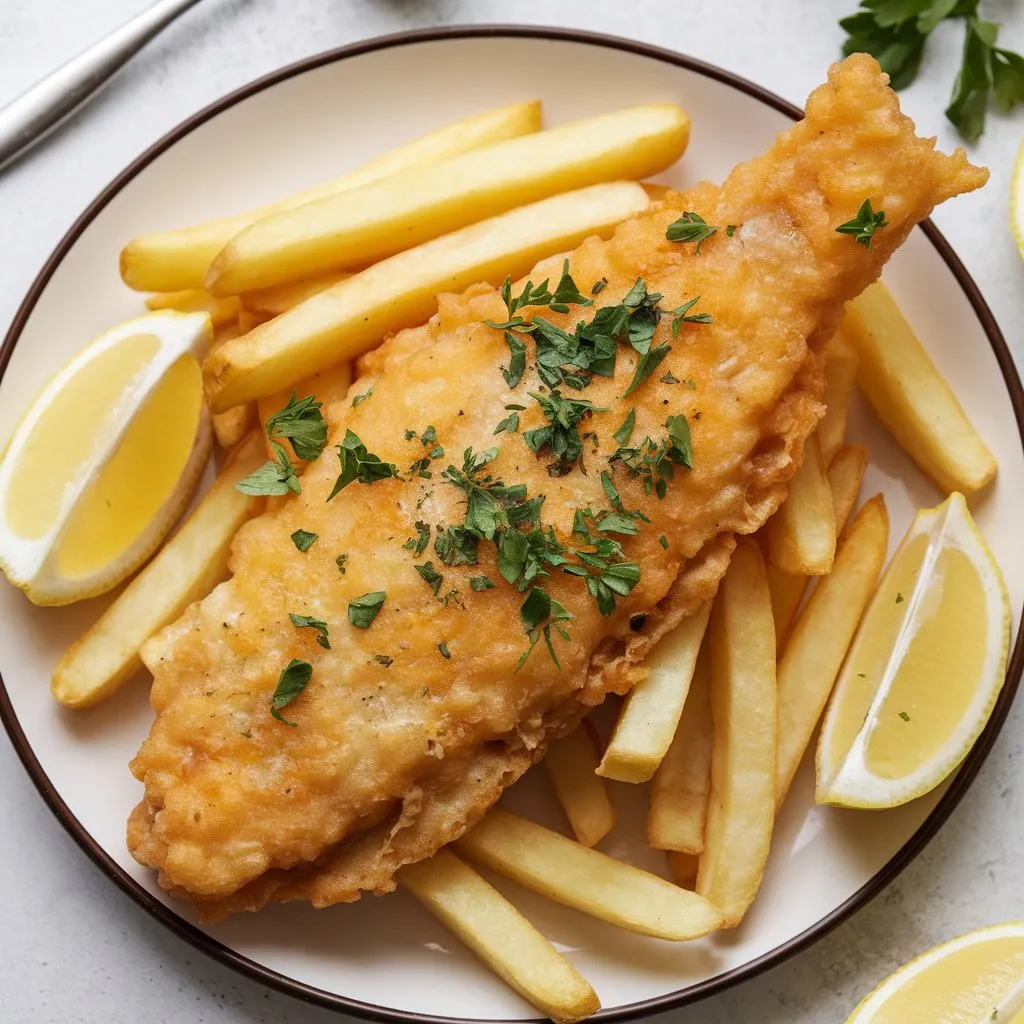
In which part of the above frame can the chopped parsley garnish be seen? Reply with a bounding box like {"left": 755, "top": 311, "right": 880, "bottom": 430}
{"left": 264, "top": 391, "right": 328, "bottom": 460}
{"left": 666, "top": 212, "right": 717, "bottom": 253}
{"left": 591, "top": 278, "right": 607, "bottom": 294}
{"left": 898, "top": 711, "right": 911, "bottom": 722}
{"left": 352, "top": 386, "right": 374, "bottom": 407}
{"left": 659, "top": 535, "right": 669, "bottom": 549}
{"left": 288, "top": 612, "right": 330, "bottom": 649}
{"left": 896, "top": 592, "right": 905, "bottom": 604}
{"left": 438, "top": 641, "right": 452, "bottom": 659}
{"left": 624, "top": 345, "right": 671, "bottom": 397}
{"left": 669, "top": 295, "right": 713, "bottom": 335}
{"left": 613, "top": 408, "right": 636, "bottom": 447}
{"left": 660, "top": 371, "right": 680, "bottom": 385}
{"left": 235, "top": 441, "right": 301, "bottom": 497}
{"left": 523, "top": 390, "right": 608, "bottom": 477}
{"left": 415, "top": 561, "right": 444, "bottom": 596}
{"left": 516, "top": 586, "right": 573, "bottom": 671}
{"left": 493, "top": 412, "right": 520, "bottom": 434}
{"left": 374, "top": 654, "right": 394, "bottom": 667}
{"left": 502, "top": 333, "right": 527, "bottom": 388}
{"left": 601, "top": 469, "right": 622, "bottom": 510}
{"left": 835, "top": 199, "right": 889, "bottom": 249}
{"left": 726, "top": 224, "right": 737, "bottom": 237}
{"left": 497, "top": 523, "right": 568, "bottom": 591}
{"left": 327, "top": 430, "right": 400, "bottom": 499}
{"left": 610, "top": 414, "right": 693, "bottom": 498}
{"left": 348, "top": 591, "right": 386, "bottom": 629}
{"left": 470, "top": 576, "right": 495, "bottom": 591}
{"left": 403, "top": 521, "right": 431, "bottom": 556}
{"left": 335, "top": 554, "right": 348, "bottom": 574}
{"left": 269, "top": 659, "right": 313, "bottom": 727}
{"left": 434, "top": 524, "right": 480, "bottom": 566}
{"left": 290, "top": 529, "right": 318, "bottom": 552}
{"left": 564, "top": 508, "right": 642, "bottom": 615}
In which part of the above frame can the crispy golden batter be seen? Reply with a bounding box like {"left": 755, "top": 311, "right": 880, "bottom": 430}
{"left": 129, "top": 55, "right": 986, "bottom": 919}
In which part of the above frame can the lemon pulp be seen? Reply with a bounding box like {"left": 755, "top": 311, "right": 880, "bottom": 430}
{"left": 56, "top": 354, "right": 204, "bottom": 580}
{"left": 4, "top": 333, "right": 160, "bottom": 540}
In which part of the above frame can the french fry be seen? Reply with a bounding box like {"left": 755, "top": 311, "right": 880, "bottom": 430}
{"left": 399, "top": 849, "right": 599, "bottom": 1024}
{"left": 203, "top": 181, "right": 650, "bottom": 411}
{"left": 767, "top": 432, "right": 836, "bottom": 576}
{"left": 120, "top": 101, "right": 543, "bottom": 293}
{"left": 544, "top": 724, "right": 615, "bottom": 848}
{"left": 598, "top": 603, "right": 712, "bottom": 783}
{"left": 767, "top": 442, "right": 868, "bottom": 650}
{"left": 697, "top": 537, "right": 776, "bottom": 929}
{"left": 256, "top": 364, "right": 354, "bottom": 460}
{"left": 647, "top": 638, "right": 713, "bottom": 853}
{"left": 667, "top": 852, "right": 700, "bottom": 890}
{"left": 819, "top": 329, "right": 859, "bottom": 464}
{"left": 775, "top": 495, "right": 889, "bottom": 809}
{"left": 145, "top": 289, "right": 241, "bottom": 328}
{"left": 237, "top": 308, "right": 272, "bottom": 334}
{"left": 212, "top": 403, "right": 256, "bottom": 450}
{"left": 206, "top": 105, "right": 689, "bottom": 296}
{"left": 243, "top": 271, "right": 351, "bottom": 317}
{"left": 456, "top": 808, "right": 723, "bottom": 941}
{"left": 50, "top": 433, "right": 266, "bottom": 708}
{"left": 843, "top": 281, "right": 997, "bottom": 494}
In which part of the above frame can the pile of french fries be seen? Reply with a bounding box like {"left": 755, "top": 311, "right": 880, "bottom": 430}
{"left": 49, "top": 98, "right": 999, "bottom": 1022}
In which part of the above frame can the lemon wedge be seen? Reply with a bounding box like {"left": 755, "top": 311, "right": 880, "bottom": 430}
{"left": 1011, "top": 137, "right": 1024, "bottom": 261}
{"left": 0, "top": 310, "right": 213, "bottom": 605}
{"left": 847, "top": 922, "right": 1024, "bottom": 1023}
{"left": 816, "top": 492, "right": 1010, "bottom": 809}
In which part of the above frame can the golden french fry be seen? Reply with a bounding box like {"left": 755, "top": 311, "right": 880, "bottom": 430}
{"left": 829, "top": 443, "right": 868, "bottom": 541}
{"left": 50, "top": 433, "right": 266, "bottom": 708}
{"left": 767, "top": 441, "right": 868, "bottom": 650}
{"left": 843, "top": 281, "right": 996, "bottom": 494}
{"left": 819, "top": 329, "right": 859, "bottom": 464}
{"left": 145, "top": 289, "right": 241, "bottom": 328}
{"left": 456, "top": 808, "right": 723, "bottom": 941}
{"left": 667, "top": 852, "right": 700, "bottom": 890}
{"left": 598, "top": 603, "right": 711, "bottom": 783}
{"left": 206, "top": 105, "right": 689, "bottom": 296}
{"left": 775, "top": 495, "right": 889, "bottom": 809}
{"left": 237, "top": 308, "right": 273, "bottom": 334}
{"left": 203, "top": 181, "right": 650, "bottom": 411}
{"left": 256, "top": 364, "right": 354, "bottom": 461}
{"left": 544, "top": 724, "right": 615, "bottom": 848}
{"left": 120, "top": 101, "right": 543, "bottom": 293}
{"left": 243, "top": 271, "right": 351, "bottom": 317}
{"left": 697, "top": 537, "right": 776, "bottom": 929}
{"left": 212, "top": 403, "right": 256, "bottom": 450}
{"left": 767, "top": 433, "right": 836, "bottom": 575}
{"left": 399, "top": 849, "right": 599, "bottom": 1024}
{"left": 647, "top": 639, "right": 713, "bottom": 853}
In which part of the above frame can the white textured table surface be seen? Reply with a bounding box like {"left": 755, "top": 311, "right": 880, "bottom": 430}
{"left": 2, "top": 2, "right": 1024, "bottom": 1022}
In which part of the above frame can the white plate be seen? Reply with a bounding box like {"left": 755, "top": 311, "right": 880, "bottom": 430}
{"left": 1, "top": 27, "right": 1022, "bottom": 1024}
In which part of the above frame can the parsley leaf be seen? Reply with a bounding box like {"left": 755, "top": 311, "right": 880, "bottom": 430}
{"left": 402, "top": 521, "right": 431, "bottom": 556}
{"left": 669, "top": 295, "right": 713, "bottom": 336}
{"left": 523, "top": 390, "right": 608, "bottom": 477}
{"left": 335, "top": 554, "right": 348, "bottom": 574}
{"left": 236, "top": 440, "right": 302, "bottom": 496}
{"left": 613, "top": 408, "right": 636, "bottom": 446}
{"left": 624, "top": 344, "right": 671, "bottom": 397}
{"left": 501, "top": 332, "right": 528, "bottom": 389}
{"left": 835, "top": 199, "right": 889, "bottom": 249}
{"left": 493, "top": 412, "right": 519, "bottom": 434}
{"left": 327, "top": 430, "right": 399, "bottom": 499}
{"left": 288, "top": 612, "right": 330, "bottom": 649}
{"left": 470, "top": 575, "right": 495, "bottom": 591}
{"left": 438, "top": 641, "right": 452, "bottom": 659}
{"left": 352, "top": 386, "right": 374, "bottom": 407}
{"left": 265, "top": 391, "right": 327, "bottom": 461}
{"left": 665, "top": 212, "right": 718, "bottom": 253}
{"left": 290, "top": 529, "right": 318, "bottom": 552}
{"left": 516, "top": 586, "right": 573, "bottom": 671}
{"left": 348, "top": 591, "right": 386, "bottom": 629}
{"left": 591, "top": 278, "right": 607, "bottom": 294}
{"left": 610, "top": 414, "right": 693, "bottom": 498}
{"left": 269, "top": 659, "right": 313, "bottom": 727}
{"left": 415, "top": 561, "right": 444, "bottom": 596}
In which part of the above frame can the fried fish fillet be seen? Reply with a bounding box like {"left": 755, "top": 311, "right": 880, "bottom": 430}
{"left": 129, "top": 55, "right": 986, "bottom": 920}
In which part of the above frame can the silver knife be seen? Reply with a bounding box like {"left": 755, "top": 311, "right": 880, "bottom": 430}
{"left": 0, "top": 0, "right": 204, "bottom": 173}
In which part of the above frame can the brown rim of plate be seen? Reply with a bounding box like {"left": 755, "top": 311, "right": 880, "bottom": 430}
{"left": 0, "top": 24, "right": 1021, "bottom": 1024}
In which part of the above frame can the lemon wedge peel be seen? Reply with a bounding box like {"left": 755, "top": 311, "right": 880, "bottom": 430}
{"left": 1011, "top": 137, "right": 1024, "bottom": 261}
{"left": 0, "top": 310, "right": 213, "bottom": 605}
{"left": 846, "top": 922, "right": 1024, "bottom": 1024}
{"left": 816, "top": 492, "right": 1010, "bottom": 809}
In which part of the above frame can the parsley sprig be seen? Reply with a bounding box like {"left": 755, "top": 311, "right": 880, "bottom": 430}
{"left": 610, "top": 414, "right": 694, "bottom": 499}
{"left": 327, "top": 430, "right": 400, "bottom": 500}
{"left": 839, "top": 0, "right": 1024, "bottom": 140}
{"left": 269, "top": 659, "right": 313, "bottom": 727}
{"left": 835, "top": 199, "right": 889, "bottom": 249}
{"left": 524, "top": 391, "right": 608, "bottom": 477}
{"left": 516, "top": 587, "right": 574, "bottom": 671}
{"left": 236, "top": 390, "right": 327, "bottom": 496}
{"left": 665, "top": 212, "right": 718, "bottom": 252}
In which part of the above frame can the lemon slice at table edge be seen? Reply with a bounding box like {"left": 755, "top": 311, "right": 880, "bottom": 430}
{"left": 1010, "top": 137, "right": 1024, "bottom": 261}
{"left": 0, "top": 310, "right": 213, "bottom": 606}
{"left": 846, "top": 922, "right": 1024, "bottom": 1023}
{"left": 816, "top": 491, "right": 1010, "bottom": 809}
